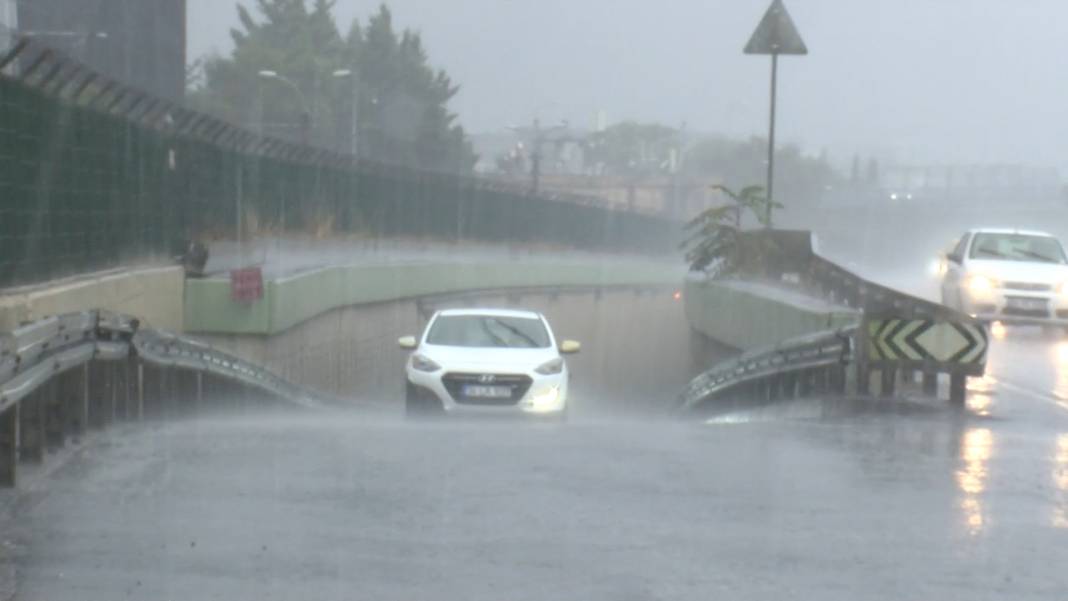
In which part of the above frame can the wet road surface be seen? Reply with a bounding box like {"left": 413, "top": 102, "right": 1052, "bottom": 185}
{"left": 9, "top": 338, "right": 1068, "bottom": 601}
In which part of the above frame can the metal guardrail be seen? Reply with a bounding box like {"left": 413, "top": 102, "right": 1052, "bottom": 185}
{"left": 680, "top": 327, "right": 854, "bottom": 411}
{"left": 681, "top": 230, "right": 989, "bottom": 412}
{"left": 0, "top": 310, "right": 326, "bottom": 487}
{"left": 0, "top": 310, "right": 319, "bottom": 411}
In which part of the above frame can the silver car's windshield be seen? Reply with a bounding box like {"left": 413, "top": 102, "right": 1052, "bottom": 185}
{"left": 426, "top": 315, "right": 551, "bottom": 348}
{"left": 969, "top": 233, "right": 1067, "bottom": 264}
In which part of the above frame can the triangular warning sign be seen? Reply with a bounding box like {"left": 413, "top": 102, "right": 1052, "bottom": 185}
{"left": 744, "top": 0, "right": 808, "bottom": 56}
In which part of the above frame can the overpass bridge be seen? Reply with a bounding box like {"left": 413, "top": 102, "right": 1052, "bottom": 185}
{"left": 1, "top": 41, "right": 1068, "bottom": 601}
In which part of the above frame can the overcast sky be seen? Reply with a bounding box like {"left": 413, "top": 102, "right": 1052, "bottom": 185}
{"left": 188, "top": 1, "right": 1068, "bottom": 169}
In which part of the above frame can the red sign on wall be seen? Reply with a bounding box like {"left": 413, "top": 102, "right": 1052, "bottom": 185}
{"left": 230, "top": 267, "right": 264, "bottom": 303}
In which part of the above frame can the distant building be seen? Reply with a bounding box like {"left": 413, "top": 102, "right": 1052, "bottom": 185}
{"left": 16, "top": 0, "right": 186, "bottom": 100}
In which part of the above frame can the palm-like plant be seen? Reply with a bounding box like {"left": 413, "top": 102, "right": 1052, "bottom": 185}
{"left": 682, "top": 184, "right": 781, "bottom": 274}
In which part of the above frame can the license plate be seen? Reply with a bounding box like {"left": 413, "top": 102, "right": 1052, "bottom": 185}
{"left": 1007, "top": 297, "right": 1047, "bottom": 311}
{"left": 462, "top": 385, "right": 512, "bottom": 398}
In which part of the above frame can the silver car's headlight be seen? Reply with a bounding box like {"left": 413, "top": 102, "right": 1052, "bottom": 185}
{"left": 411, "top": 354, "right": 441, "bottom": 373}
{"left": 534, "top": 357, "right": 564, "bottom": 375}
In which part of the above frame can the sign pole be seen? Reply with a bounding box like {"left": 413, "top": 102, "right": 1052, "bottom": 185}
{"left": 766, "top": 52, "right": 778, "bottom": 228}
{"left": 743, "top": 0, "right": 807, "bottom": 229}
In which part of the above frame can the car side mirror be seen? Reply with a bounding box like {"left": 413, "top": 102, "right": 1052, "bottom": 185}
{"left": 946, "top": 252, "right": 962, "bottom": 264}
{"left": 559, "top": 340, "right": 581, "bottom": 354}
{"left": 398, "top": 336, "right": 417, "bottom": 350}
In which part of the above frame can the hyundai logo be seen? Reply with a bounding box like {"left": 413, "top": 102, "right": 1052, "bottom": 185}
{"left": 478, "top": 374, "right": 497, "bottom": 384}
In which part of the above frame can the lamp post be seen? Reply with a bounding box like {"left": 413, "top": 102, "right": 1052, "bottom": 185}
{"left": 332, "top": 68, "right": 358, "bottom": 157}
{"left": 258, "top": 70, "right": 311, "bottom": 146}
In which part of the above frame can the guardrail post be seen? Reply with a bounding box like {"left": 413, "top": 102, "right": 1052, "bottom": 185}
{"left": 142, "top": 363, "right": 160, "bottom": 420}
{"left": 798, "top": 370, "right": 814, "bottom": 398}
{"left": 195, "top": 372, "right": 204, "bottom": 415}
{"left": 73, "top": 363, "right": 89, "bottom": 436}
{"left": 950, "top": 373, "right": 967, "bottom": 405}
{"left": 856, "top": 317, "right": 872, "bottom": 396}
{"left": 114, "top": 360, "right": 130, "bottom": 421}
{"left": 43, "top": 379, "right": 65, "bottom": 451}
{"left": 0, "top": 405, "right": 18, "bottom": 487}
{"left": 829, "top": 365, "right": 847, "bottom": 395}
{"left": 136, "top": 361, "right": 146, "bottom": 421}
{"left": 88, "top": 362, "right": 112, "bottom": 430}
{"left": 880, "top": 368, "right": 897, "bottom": 398}
{"left": 922, "top": 371, "right": 937, "bottom": 396}
{"left": 20, "top": 389, "right": 45, "bottom": 464}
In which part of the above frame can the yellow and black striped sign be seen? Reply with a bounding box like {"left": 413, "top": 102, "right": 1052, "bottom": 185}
{"left": 868, "top": 319, "right": 987, "bottom": 364}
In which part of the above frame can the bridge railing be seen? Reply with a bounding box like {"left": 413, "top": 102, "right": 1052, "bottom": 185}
{"left": 0, "top": 310, "right": 324, "bottom": 488}
{"left": 681, "top": 230, "right": 988, "bottom": 412}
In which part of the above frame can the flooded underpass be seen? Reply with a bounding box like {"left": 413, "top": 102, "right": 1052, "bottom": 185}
{"left": 9, "top": 287, "right": 1068, "bottom": 600}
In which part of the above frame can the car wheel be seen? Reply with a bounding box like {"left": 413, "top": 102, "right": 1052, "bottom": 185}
{"left": 405, "top": 382, "right": 443, "bottom": 419}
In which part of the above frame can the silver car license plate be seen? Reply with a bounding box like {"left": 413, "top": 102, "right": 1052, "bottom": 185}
{"left": 462, "top": 385, "right": 512, "bottom": 398}
{"left": 1007, "top": 297, "right": 1047, "bottom": 311}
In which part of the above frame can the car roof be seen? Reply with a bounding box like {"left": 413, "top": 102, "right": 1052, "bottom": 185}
{"left": 436, "top": 308, "right": 543, "bottom": 319}
{"left": 968, "top": 227, "right": 1057, "bottom": 238}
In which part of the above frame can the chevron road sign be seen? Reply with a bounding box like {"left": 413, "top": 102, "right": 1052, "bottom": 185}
{"left": 868, "top": 319, "right": 988, "bottom": 366}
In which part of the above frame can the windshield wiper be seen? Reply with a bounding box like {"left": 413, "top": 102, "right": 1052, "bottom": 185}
{"left": 975, "top": 248, "right": 1007, "bottom": 258}
{"left": 1015, "top": 249, "right": 1061, "bottom": 263}
{"left": 486, "top": 318, "right": 540, "bottom": 348}
{"left": 478, "top": 319, "right": 512, "bottom": 348}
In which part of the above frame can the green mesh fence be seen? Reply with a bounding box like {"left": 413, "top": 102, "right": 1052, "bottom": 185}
{"left": 0, "top": 75, "right": 677, "bottom": 289}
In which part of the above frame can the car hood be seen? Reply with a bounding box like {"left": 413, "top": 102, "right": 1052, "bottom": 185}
{"left": 419, "top": 345, "right": 559, "bottom": 372}
{"left": 968, "top": 259, "right": 1068, "bottom": 285}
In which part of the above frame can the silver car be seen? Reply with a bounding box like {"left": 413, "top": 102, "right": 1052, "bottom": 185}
{"left": 940, "top": 228, "right": 1068, "bottom": 325}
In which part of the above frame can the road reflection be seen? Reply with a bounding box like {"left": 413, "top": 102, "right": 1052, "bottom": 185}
{"left": 1053, "top": 434, "right": 1068, "bottom": 529}
{"left": 1052, "top": 342, "right": 1068, "bottom": 409}
{"left": 956, "top": 428, "right": 993, "bottom": 535}
{"left": 966, "top": 346, "right": 997, "bottom": 417}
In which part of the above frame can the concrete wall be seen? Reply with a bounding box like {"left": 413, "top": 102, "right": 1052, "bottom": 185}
{"left": 684, "top": 278, "right": 859, "bottom": 352}
{"left": 185, "top": 260, "right": 685, "bottom": 335}
{"left": 0, "top": 266, "right": 185, "bottom": 332}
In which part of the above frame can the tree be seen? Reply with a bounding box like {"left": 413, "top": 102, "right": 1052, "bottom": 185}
{"left": 187, "top": 1, "right": 476, "bottom": 172}
{"left": 583, "top": 122, "right": 679, "bottom": 177}
{"left": 683, "top": 135, "right": 834, "bottom": 206}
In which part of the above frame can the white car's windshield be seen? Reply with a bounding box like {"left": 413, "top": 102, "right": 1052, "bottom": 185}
{"left": 427, "top": 315, "right": 551, "bottom": 348}
{"left": 969, "top": 233, "right": 1067, "bottom": 264}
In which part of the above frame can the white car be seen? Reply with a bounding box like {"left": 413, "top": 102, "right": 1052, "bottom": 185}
{"left": 398, "top": 308, "right": 580, "bottom": 419}
{"left": 940, "top": 228, "right": 1068, "bottom": 325}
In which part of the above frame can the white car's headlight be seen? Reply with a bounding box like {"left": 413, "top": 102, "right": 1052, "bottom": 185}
{"left": 966, "top": 274, "right": 998, "bottom": 295}
{"left": 411, "top": 354, "right": 441, "bottom": 373}
{"left": 534, "top": 357, "right": 564, "bottom": 375}
{"left": 526, "top": 386, "right": 563, "bottom": 413}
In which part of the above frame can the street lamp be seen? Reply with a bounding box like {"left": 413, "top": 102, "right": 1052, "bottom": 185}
{"left": 258, "top": 70, "right": 311, "bottom": 145}
{"left": 332, "top": 68, "right": 358, "bottom": 157}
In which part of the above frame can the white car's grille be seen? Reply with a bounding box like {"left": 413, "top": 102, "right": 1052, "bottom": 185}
{"left": 1003, "top": 281, "right": 1053, "bottom": 292}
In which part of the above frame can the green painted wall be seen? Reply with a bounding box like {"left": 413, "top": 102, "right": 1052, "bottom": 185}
{"left": 684, "top": 278, "right": 859, "bottom": 351}
{"left": 186, "top": 261, "right": 685, "bottom": 335}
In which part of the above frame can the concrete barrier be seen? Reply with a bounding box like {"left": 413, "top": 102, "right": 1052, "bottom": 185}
{"left": 185, "top": 260, "right": 685, "bottom": 335}
{"left": 0, "top": 266, "right": 185, "bottom": 333}
{"left": 684, "top": 277, "right": 859, "bottom": 352}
